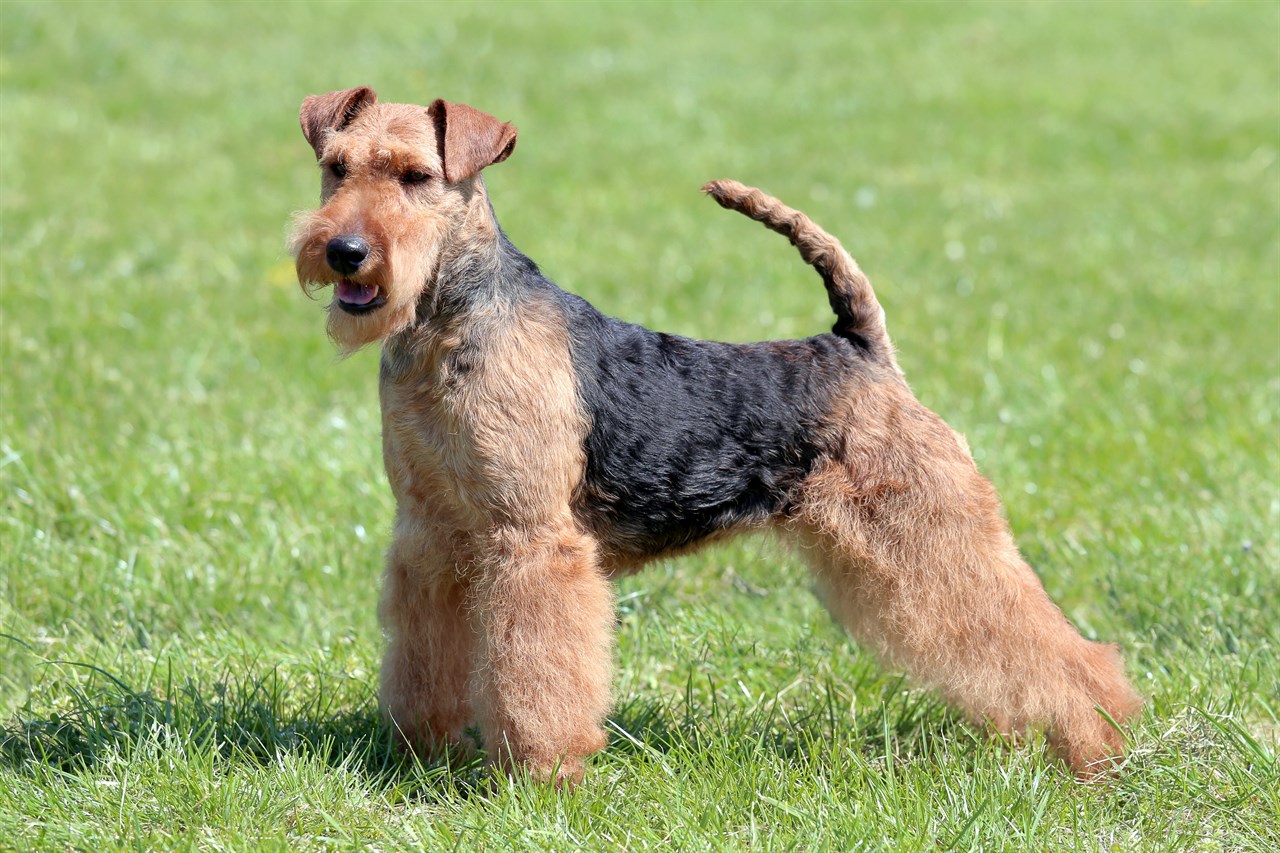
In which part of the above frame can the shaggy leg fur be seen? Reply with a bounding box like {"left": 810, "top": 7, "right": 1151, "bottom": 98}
{"left": 377, "top": 518, "right": 475, "bottom": 755}
{"left": 468, "top": 526, "right": 614, "bottom": 786}
{"left": 792, "top": 383, "right": 1143, "bottom": 775}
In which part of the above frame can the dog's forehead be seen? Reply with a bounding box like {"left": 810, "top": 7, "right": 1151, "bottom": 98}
{"left": 328, "top": 102, "right": 440, "bottom": 166}
{"left": 376, "top": 102, "right": 439, "bottom": 147}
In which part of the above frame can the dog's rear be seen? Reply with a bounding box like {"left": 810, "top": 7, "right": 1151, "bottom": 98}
{"left": 705, "top": 179, "right": 1142, "bottom": 775}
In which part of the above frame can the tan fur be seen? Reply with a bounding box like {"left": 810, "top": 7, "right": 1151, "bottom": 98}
{"left": 703, "top": 178, "right": 893, "bottom": 362}
{"left": 428, "top": 99, "right": 517, "bottom": 184}
{"left": 378, "top": 298, "right": 610, "bottom": 785}
{"left": 290, "top": 100, "right": 476, "bottom": 354}
{"left": 377, "top": 515, "right": 474, "bottom": 755}
{"left": 700, "top": 181, "right": 1142, "bottom": 772}
{"left": 787, "top": 380, "right": 1142, "bottom": 775}
{"left": 292, "top": 89, "right": 1141, "bottom": 785}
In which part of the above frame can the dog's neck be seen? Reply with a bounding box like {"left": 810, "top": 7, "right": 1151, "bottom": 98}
{"left": 383, "top": 183, "right": 542, "bottom": 377}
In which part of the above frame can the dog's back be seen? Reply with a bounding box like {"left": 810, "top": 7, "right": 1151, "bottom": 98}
{"left": 556, "top": 290, "right": 856, "bottom": 560}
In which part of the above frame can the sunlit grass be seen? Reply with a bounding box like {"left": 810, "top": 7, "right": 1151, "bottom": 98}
{"left": 2, "top": 0, "right": 1277, "bottom": 849}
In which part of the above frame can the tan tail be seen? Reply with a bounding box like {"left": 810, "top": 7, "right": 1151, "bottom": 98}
{"left": 702, "top": 179, "right": 893, "bottom": 363}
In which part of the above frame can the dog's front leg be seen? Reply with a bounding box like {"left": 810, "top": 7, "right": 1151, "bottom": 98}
{"left": 378, "top": 514, "right": 476, "bottom": 759}
{"left": 468, "top": 523, "right": 614, "bottom": 787}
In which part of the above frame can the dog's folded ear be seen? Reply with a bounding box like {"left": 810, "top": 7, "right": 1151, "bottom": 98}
{"left": 428, "top": 99, "right": 518, "bottom": 184}
{"left": 299, "top": 87, "right": 378, "bottom": 158}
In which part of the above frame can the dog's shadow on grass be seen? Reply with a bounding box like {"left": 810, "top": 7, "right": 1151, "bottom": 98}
{"left": 1, "top": 660, "right": 966, "bottom": 798}
{"left": 0, "top": 662, "right": 488, "bottom": 801}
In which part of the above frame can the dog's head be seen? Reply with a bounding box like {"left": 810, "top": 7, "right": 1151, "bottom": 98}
{"left": 289, "top": 87, "right": 517, "bottom": 353}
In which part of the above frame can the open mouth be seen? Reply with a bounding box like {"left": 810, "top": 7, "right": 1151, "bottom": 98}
{"left": 335, "top": 279, "right": 386, "bottom": 314}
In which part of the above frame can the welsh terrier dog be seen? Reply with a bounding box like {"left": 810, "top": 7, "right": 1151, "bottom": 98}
{"left": 290, "top": 87, "right": 1142, "bottom": 785}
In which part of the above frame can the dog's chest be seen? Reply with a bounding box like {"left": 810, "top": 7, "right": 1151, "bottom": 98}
{"left": 379, "top": 319, "right": 588, "bottom": 525}
{"left": 379, "top": 363, "right": 475, "bottom": 519}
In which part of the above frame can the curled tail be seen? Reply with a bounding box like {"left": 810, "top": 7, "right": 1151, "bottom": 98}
{"left": 702, "top": 179, "right": 893, "bottom": 364}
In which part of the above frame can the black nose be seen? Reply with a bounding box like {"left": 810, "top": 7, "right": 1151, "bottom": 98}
{"left": 326, "top": 235, "right": 370, "bottom": 275}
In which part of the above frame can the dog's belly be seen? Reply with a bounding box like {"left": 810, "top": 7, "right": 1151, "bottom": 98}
{"left": 559, "top": 292, "right": 861, "bottom": 558}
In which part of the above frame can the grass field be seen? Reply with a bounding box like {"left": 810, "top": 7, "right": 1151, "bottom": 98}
{"left": 2, "top": 0, "right": 1278, "bottom": 849}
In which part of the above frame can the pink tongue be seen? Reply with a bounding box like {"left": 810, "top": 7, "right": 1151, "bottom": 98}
{"left": 337, "top": 280, "right": 377, "bottom": 305}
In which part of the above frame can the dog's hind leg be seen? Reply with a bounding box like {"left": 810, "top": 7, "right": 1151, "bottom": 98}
{"left": 789, "top": 385, "right": 1142, "bottom": 775}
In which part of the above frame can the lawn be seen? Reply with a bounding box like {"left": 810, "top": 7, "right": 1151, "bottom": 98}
{"left": 1, "top": 0, "right": 1277, "bottom": 849}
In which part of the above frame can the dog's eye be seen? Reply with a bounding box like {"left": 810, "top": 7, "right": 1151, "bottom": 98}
{"left": 330, "top": 161, "right": 347, "bottom": 179}
{"left": 402, "top": 170, "right": 431, "bottom": 185}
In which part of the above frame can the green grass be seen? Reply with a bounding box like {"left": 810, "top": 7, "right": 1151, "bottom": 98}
{"left": 2, "top": 0, "right": 1277, "bottom": 848}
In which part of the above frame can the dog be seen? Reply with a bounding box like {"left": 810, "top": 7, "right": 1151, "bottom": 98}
{"left": 290, "top": 87, "right": 1142, "bottom": 785}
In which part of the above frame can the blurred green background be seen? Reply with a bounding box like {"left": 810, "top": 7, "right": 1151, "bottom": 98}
{"left": 1, "top": 1, "right": 1277, "bottom": 849}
